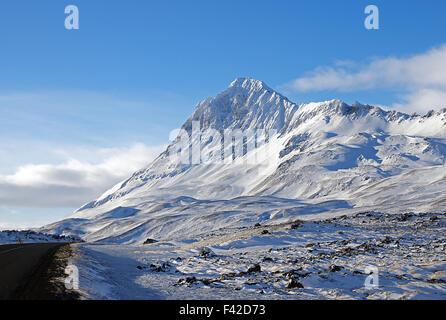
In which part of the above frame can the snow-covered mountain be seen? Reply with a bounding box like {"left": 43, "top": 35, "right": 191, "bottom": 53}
{"left": 40, "top": 78, "right": 446, "bottom": 243}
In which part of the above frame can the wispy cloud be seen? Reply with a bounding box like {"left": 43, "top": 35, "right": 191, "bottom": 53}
{"left": 284, "top": 44, "right": 446, "bottom": 112}
{"left": 0, "top": 143, "right": 165, "bottom": 208}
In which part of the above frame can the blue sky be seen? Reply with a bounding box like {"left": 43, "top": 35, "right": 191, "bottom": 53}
{"left": 1, "top": 0, "right": 446, "bottom": 228}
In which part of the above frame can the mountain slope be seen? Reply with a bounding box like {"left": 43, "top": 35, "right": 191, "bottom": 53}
{"left": 40, "top": 78, "right": 446, "bottom": 243}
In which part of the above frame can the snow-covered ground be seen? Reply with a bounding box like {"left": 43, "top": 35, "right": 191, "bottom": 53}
{"left": 0, "top": 230, "right": 76, "bottom": 244}
{"left": 71, "top": 211, "right": 446, "bottom": 300}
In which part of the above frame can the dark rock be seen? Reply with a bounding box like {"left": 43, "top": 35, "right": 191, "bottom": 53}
{"left": 287, "top": 279, "right": 304, "bottom": 289}
{"left": 283, "top": 270, "right": 295, "bottom": 280}
{"left": 199, "top": 247, "right": 215, "bottom": 258}
{"left": 399, "top": 213, "right": 413, "bottom": 221}
{"left": 428, "top": 278, "right": 446, "bottom": 284}
{"left": 143, "top": 238, "right": 157, "bottom": 244}
{"left": 221, "top": 272, "right": 236, "bottom": 280}
{"left": 150, "top": 262, "right": 171, "bottom": 272}
{"left": 261, "top": 230, "right": 269, "bottom": 235}
{"left": 342, "top": 247, "right": 353, "bottom": 254}
{"left": 136, "top": 265, "right": 143, "bottom": 270}
{"left": 290, "top": 221, "right": 302, "bottom": 229}
{"left": 328, "top": 265, "right": 342, "bottom": 272}
{"left": 150, "top": 264, "right": 162, "bottom": 272}
{"left": 247, "top": 264, "right": 261, "bottom": 273}
{"left": 185, "top": 277, "right": 197, "bottom": 284}
{"left": 202, "top": 279, "right": 214, "bottom": 286}
{"left": 381, "top": 236, "right": 392, "bottom": 244}
{"left": 283, "top": 268, "right": 307, "bottom": 280}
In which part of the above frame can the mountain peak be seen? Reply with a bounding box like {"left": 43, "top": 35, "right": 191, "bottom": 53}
{"left": 184, "top": 77, "right": 297, "bottom": 132}
{"left": 228, "top": 77, "right": 272, "bottom": 91}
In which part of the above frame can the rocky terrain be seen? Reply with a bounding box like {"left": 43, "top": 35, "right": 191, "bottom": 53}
{"left": 71, "top": 211, "right": 446, "bottom": 299}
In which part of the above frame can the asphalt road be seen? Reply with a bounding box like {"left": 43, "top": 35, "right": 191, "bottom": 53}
{"left": 0, "top": 243, "right": 65, "bottom": 299}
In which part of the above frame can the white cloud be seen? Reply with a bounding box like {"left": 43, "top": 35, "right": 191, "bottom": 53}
{"left": 394, "top": 88, "right": 446, "bottom": 113}
{"left": 0, "top": 143, "right": 166, "bottom": 208}
{"left": 285, "top": 44, "right": 446, "bottom": 112}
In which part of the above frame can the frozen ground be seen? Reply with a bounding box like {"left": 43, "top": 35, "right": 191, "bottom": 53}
{"left": 0, "top": 230, "right": 77, "bottom": 244}
{"left": 71, "top": 211, "right": 446, "bottom": 300}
